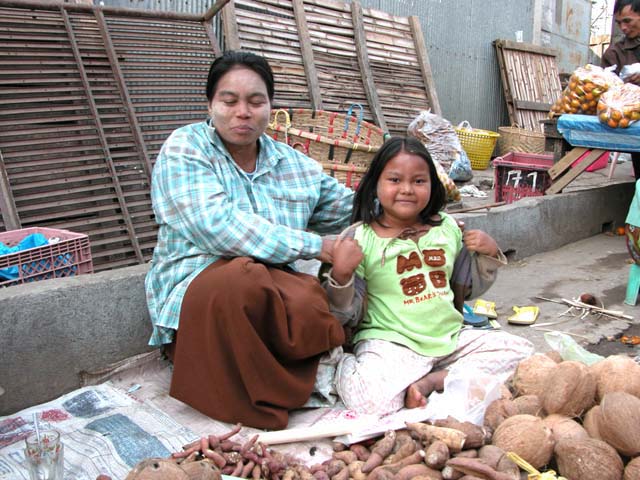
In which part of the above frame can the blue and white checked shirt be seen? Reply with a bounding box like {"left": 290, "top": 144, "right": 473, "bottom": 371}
{"left": 145, "top": 121, "right": 354, "bottom": 346}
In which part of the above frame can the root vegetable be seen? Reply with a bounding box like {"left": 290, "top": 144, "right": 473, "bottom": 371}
{"left": 477, "top": 445, "right": 505, "bottom": 470}
{"left": 452, "top": 450, "right": 478, "bottom": 458}
{"left": 445, "top": 457, "right": 515, "bottom": 480}
{"left": 330, "top": 466, "right": 349, "bottom": 480}
{"left": 434, "top": 417, "right": 490, "bottom": 448}
{"left": 362, "top": 430, "right": 397, "bottom": 473}
{"left": 512, "top": 395, "right": 544, "bottom": 417}
{"left": 324, "top": 459, "right": 346, "bottom": 478}
{"left": 495, "top": 456, "right": 519, "bottom": 480}
{"left": 313, "top": 471, "right": 330, "bottom": 480}
{"left": 179, "top": 460, "right": 222, "bottom": 480}
{"left": 590, "top": 355, "right": 640, "bottom": 401}
{"left": 425, "top": 440, "right": 450, "bottom": 469}
{"left": 582, "top": 404, "right": 603, "bottom": 440}
{"left": 384, "top": 439, "right": 417, "bottom": 464}
{"left": 597, "top": 391, "right": 640, "bottom": 456}
{"left": 405, "top": 422, "right": 466, "bottom": 452}
{"left": 349, "top": 444, "right": 371, "bottom": 462}
{"left": 331, "top": 450, "right": 358, "bottom": 465}
{"left": 441, "top": 465, "right": 464, "bottom": 479}
{"left": 394, "top": 463, "right": 442, "bottom": 480}
{"left": 347, "top": 460, "right": 367, "bottom": 480}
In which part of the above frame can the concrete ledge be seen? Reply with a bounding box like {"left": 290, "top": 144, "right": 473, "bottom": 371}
{"left": 459, "top": 182, "right": 634, "bottom": 259}
{"left": 0, "top": 264, "right": 153, "bottom": 416}
{"left": 0, "top": 180, "right": 634, "bottom": 415}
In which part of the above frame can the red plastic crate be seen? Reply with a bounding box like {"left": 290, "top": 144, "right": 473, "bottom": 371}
{"left": 493, "top": 152, "right": 554, "bottom": 204}
{"left": 0, "top": 227, "right": 93, "bottom": 287}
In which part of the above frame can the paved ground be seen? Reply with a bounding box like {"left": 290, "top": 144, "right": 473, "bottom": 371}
{"left": 481, "top": 230, "right": 638, "bottom": 359}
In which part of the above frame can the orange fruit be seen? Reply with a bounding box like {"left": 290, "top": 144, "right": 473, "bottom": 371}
{"left": 611, "top": 110, "right": 623, "bottom": 121}
{"left": 632, "top": 111, "right": 640, "bottom": 121}
{"left": 619, "top": 118, "right": 630, "bottom": 128}
{"left": 607, "top": 118, "right": 618, "bottom": 128}
{"left": 599, "top": 112, "right": 609, "bottom": 123}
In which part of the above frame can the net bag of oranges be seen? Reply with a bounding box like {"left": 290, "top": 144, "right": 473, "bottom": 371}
{"left": 596, "top": 83, "right": 640, "bottom": 128}
{"left": 549, "top": 64, "right": 623, "bottom": 117}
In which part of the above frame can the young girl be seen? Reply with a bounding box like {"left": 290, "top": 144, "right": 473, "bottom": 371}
{"left": 325, "top": 136, "right": 534, "bottom": 415}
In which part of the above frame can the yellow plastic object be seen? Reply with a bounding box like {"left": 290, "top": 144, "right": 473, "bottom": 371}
{"left": 455, "top": 121, "right": 500, "bottom": 170}
{"left": 506, "top": 452, "right": 567, "bottom": 480}
{"left": 473, "top": 299, "right": 497, "bottom": 319}
{"left": 507, "top": 306, "right": 540, "bottom": 325}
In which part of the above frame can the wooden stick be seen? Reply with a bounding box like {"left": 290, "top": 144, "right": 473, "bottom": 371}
{"left": 448, "top": 201, "right": 506, "bottom": 214}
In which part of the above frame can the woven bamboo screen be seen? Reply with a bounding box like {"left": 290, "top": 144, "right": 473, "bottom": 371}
{"left": 224, "top": 0, "right": 440, "bottom": 135}
{"left": 494, "top": 39, "right": 562, "bottom": 132}
{"left": 0, "top": 1, "right": 219, "bottom": 270}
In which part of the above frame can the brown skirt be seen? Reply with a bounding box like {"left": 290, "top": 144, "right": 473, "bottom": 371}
{"left": 170, "top": 257, "right": 345, "bottom": 430}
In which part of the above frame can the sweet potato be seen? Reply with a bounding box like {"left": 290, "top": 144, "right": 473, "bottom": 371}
{"left": 362, "top": 431, "right": 397, "bottom": 473}
{"left": 477, "top": 445, "right": 505, "bottom": 470}
{"left": 349, "top": 444, "right": 371, "bottom": 462}
{"left": 347, "top": 461, "right": 367, "bottom": 480}
{"left": 324, "top": 459, "right": 346, "bottom": 478}
{"left": 434, "top": 417, "right": 490, "bottom": 448}
{"left": 446, "top": 457, "right": 515, "bottom": 480}
{"left": 394, "top": 464, "right": 442, "bottom": 480}
{"left": 441, "top": 465, "right": 464, "bottom": 480}
{"left": 331, "top": 466, "right": 349, "bottom": 480}
{"left": 332, "top": 450, "right": 357, "bottom": 465}
{"left": 452, "top": 450, "right": 478, "bottom": 459}
{"left": 425, "top": 440, "right": 450, "bottom": 469}
{"left": 384, "top": 439, "right": 418, "bottom": 464}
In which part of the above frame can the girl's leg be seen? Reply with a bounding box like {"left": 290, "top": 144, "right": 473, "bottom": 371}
{"left": 335, "top": 339, "right": 435, "bottom": 414}
{"left": 435, "top": 328, "right": 534, "bottom": 383}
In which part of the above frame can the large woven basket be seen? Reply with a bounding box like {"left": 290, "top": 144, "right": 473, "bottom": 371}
{"left": 454, "top": 121, "right": 500, "bottom": 170}
{"left": 266, "top": 107, "right": 387, "bottom": 177}
{"left": 496, "top": 124, "right": 546, "bottom": 156}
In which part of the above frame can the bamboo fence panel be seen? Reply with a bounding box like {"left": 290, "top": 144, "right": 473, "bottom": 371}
{"left": 0, "top": 1, "right": 220, "bottom": 271}
{"left": 494, "top": 39, "right": 562, "bottom": 132}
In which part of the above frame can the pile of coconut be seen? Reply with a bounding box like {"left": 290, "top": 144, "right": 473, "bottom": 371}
{"left": 484, "top": 352, "right": 640, "bottom": 480}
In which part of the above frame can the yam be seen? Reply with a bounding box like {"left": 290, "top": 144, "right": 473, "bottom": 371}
{"left": 394, "top": 464, "right": 442, "bottom": 480}
{"left": 555, "top": 438, "right": 624, "bottom": 480}
{"left": 405, "top": 422, "right": 466, "bottom": 452}
{"left": 434, "top": 417, "right": 490, "bottom": 448}
{"left": 491, "top": 414, "right": 554, "bottom": 470}
{"left": 361, "top": 431, "right": 396, "bottom": 473}
{"left": 477, "top": 445, "right": 505, "bottom": 469}
{"left": 540, "top": 361, "right": 596, "bottom": 417}
{"left": 590, "top": 355, "right": 640, "bottom": 401}
{"left": 425, "top": 440, "right": 450, "bottom": 469}
{"left": 512, "top": 354, "right": 558, "bottom": 397}
{"left": 598, "top": 391, "right": 640, "bottom": 456}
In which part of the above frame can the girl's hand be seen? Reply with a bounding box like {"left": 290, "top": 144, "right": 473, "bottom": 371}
{"left": 331, "top": 237, "right": 363, "bottom": 285}
{"left": 463, "top": 229, "right": 499, "bottom": 257}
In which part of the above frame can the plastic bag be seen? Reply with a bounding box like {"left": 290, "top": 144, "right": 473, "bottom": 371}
{"left": 620, "top": 62, "right": 640, "bottom": 82}
{"left": 549, "top": 64, "right": 623, "bottom": 117}
{"left": 448, "top": 150, "right": 473, "bottom": 182}
{"left": 543, "top": 331, "right": 604, "bottom": 366}
{"left": 422, "top": 369, "right": 503, "bottom": 425}
{"left": 433, "top": 158, "right": 461, "bottom": 202}
{"left": 596, "top": 82, "right": 640, "bottom": 128}
{"left": 407, "top": 110, "right": 464, "bottom": 172}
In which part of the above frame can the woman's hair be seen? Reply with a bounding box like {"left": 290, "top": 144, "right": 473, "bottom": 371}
{"left": 205, "top": 51, "right": 275, "bottom": 102}
{"left": 351, "top": 136, "right": 447, "bottom": 225}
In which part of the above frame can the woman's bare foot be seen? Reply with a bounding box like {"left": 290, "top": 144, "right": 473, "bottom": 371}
{"left": 404, "top": 370, "right": 448, "bottom": 409}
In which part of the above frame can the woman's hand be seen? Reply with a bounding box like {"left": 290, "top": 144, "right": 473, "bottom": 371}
{"left": 331, "top": 237, "right": 364, "bottom": 285}
{"left": 463, "top": 229, "right": 499, "bottom": 257}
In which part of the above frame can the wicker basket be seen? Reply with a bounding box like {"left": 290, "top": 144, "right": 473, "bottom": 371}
{"left": 322, "top": 163, "right": 369, "bottom": 190}
{"left": 267, "top": 107, "right": 386, "bottom": 177}
{"left": 454, "top": 121, "right": 500, "bottom": 170}
{"left": 496, "top": 124, "right": 546, "bottom": 156}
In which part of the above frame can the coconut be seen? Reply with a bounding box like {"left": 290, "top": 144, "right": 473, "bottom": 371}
{"left": 512, "top": 394, "right": 544, "bottom": 416}
{"left": 491, "top": 414, "right": 554, "bottom": 469}
{"left": 512, "top": 354, "right": 558, "bottom": 397}
{"left": 483, "top": 398, "right": 518, "bottom": 431}
{"left": 540, "top": 360, "right": 596, "bottom": 417}
{"left": 554, "top": 438, "right": 623, "bottom": 480}
{"left": 590, "top": 355, "right": 640, "bottom": 402}
{"left": 545, "top": 350, "right": 563, "bottom": 363}
{"left": 624, "top": 457, "right": 640, "bottom": 480}
{"left": 582, "top": 405, "right": 603, "bottom": 440}
{"left": 597, "top": 391, "right": 640, "bottom": 457}
{"left": 541, "top": 414, "right": 589, "bottom": 443}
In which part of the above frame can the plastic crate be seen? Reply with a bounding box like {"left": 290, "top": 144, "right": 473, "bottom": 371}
{"left": 0, "top": 227, "right": 93, "bottom": 287}
{"left": 493, "top": 152, "right": 554, "bottom": 204}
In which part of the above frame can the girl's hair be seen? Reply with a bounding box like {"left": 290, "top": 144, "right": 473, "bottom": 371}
{"left": 351, "top": 136, "right": 447, "bottom": 225}
{"left": 205, "top": 50, "right": 275, "bottom": 102}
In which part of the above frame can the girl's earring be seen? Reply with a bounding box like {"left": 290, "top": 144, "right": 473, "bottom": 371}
{"left": 374, "top": 197, "right": 382, "bottom": 216}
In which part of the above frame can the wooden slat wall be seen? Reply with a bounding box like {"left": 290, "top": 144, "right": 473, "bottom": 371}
{"left": 226, "top": 0, "right": 439, "bottom": 136}
{"left": 494, "top": 39, "right": 562, "bottom": 132}
{"left": 0, "top": 2, "right": 218, "bottom": 271}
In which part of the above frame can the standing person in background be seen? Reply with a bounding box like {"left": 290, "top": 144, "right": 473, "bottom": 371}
{"left": 145, "top": 50, "right": 354, "bottom": 429}
{"left": 601, "top": 0, "right": 640, "bottom": 178}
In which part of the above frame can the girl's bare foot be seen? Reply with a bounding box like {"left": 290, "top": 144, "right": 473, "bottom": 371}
{"left": 404, "top": 370, "right": 448, "bottom": 409}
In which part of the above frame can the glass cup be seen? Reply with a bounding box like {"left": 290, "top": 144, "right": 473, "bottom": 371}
{"left": 24, "top": 430, "right": 64, "bottom": 480}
